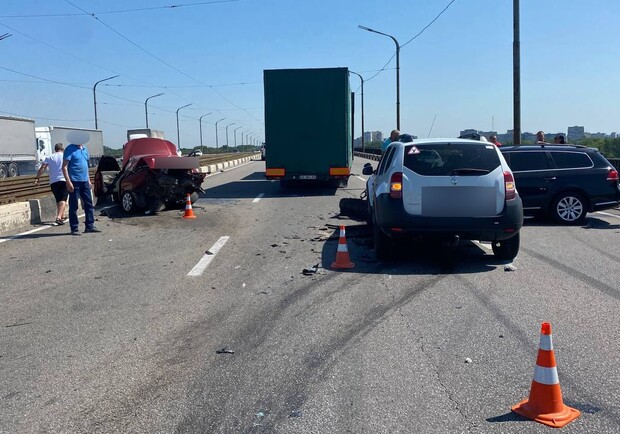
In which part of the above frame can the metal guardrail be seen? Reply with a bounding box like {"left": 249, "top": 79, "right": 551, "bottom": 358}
{"left": 0, "top": 153, "right": 257, "bottom": 205}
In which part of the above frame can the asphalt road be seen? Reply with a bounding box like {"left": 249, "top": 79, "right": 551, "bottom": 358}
{"left": 1, "top": 158, "right": 619, "bottom": 433}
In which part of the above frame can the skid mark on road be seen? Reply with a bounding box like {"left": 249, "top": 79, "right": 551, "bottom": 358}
{"left": 187, "top": 236, "right": 230, "bottom": 276}
{"left": 523, "top": 247, "right": 620, "bottom": 301}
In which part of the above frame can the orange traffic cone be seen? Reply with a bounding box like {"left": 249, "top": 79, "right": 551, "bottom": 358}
{"left": 331, "top": 225, "right": 354, "bottom": 269}
{"left": 182, "top": 193, "right": 197, "bottom": 219}
{"left": 512, "top": 322, "right": 580, "bottom": 428}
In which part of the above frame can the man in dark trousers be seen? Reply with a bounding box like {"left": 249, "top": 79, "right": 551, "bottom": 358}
{"left": 62, "top": 135, "right": 101, "bottom": 235}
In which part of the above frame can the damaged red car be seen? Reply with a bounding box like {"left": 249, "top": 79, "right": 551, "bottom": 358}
{"left": 94, "top": 137, "right": 206, "bottom": 213}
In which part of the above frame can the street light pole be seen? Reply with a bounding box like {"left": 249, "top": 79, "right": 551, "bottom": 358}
{"left": 358, "top": 25, "right": 400, "bottom": 130}
{"left": 233, "top": 126, "right": 242, "bottom": 147}
{"left": 93, "top": 75, "right": 119, "bottom": 129}
{"left": 225, "top": 122, "right": 236, "bottom": 147}
{"left": 349, "top": 70, "right": 366, "bottom": 153}
{"left": 176, "top": 103, "right": 192, "bottom": 152}
{"left": 513, "top": 0, "right": 521, "bottom": 145}
{"left": 145, "top": 93, "right": 164, "bottom": 128}
{"left": 214, "top": 118, "right": 225, "bottom": 149}
{"left": 199, "top": 112, "right": 212, "bottom": 153}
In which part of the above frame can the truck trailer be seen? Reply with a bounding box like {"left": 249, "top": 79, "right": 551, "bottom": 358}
{"left": 35, "top": 126, "right": 104, "bottom": 168}
{"left": 127, "top": 129, "right": 165, "bottom": 141}
{"left": 263, "top": 67, "right": 352, "bottom": 187}
{"left": 0, "top": 115, "right": 38, "bottom": 178}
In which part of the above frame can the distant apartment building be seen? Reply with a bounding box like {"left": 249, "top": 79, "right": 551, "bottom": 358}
{"left": 567, "top": 126, "right": 585, "bottom": 142}
{"left": 364, "top": 131, "right": 383, "bottom": 142}
{"left": 586, "top": 132, "right": 607, "bottom": 139}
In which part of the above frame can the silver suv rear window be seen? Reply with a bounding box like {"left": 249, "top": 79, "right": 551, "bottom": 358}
{"left": 403, "top": 143, "right": 501, "bottom": 176}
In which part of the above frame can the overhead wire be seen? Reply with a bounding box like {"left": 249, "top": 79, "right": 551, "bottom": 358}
{"left": 364, "top": 0, "right": 457, "bottom": 84}
{"left": 0, "top": 0, "right": 239, "bottom": 18}
{"left": 63, "top": 0, "right": 261, "bottom": 125}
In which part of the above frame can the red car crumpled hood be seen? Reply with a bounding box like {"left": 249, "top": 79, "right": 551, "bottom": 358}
{"left": 122, "top": 137, "right": 200, "bottom": 170}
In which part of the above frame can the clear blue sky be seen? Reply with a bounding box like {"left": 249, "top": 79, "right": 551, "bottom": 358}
{"left": 1, "top": 0, "right": 619, "bottom": 148}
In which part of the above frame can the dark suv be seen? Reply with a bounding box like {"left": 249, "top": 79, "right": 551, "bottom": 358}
{"left": 500, "top": 144, "right": 620, "bottom": 224}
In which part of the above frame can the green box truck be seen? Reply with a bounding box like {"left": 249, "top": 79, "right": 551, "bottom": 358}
{"left": 263, "top": 67, "right": 352, "bottom": 187}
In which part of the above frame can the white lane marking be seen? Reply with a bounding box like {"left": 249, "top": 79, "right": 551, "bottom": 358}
{"left": 355, "top": 176, "right": 366, "bottom": 182}
{"left": 252, "top": 193, "right": 264, "bottom": 203}
{"left": 594, "top": 211, "right": 620, "bottom": 219}
{"left": 0, "top": 226, "right": 50, "bottom": 243}
{"left": 473, "top": 240, "right": 493, "bottom": 252}
{"left": 187, "top": 236, "right": 230, "bottom": 277}
{"left": 0, "top": 212, "right": 86, "bottom": 243}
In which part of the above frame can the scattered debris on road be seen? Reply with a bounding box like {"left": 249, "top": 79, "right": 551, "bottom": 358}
{"left": 504, "top": 263, "right": 517, "bottom": 272}
{"left": 302, "top": 263, "right": 324, "bottom": 276}
{"left": 465, "top": 357, "right": 473, "bottom": 364}
{"left": 289, "top": 410, "right": 303, "bottom": 418}
{"left": 215, "top": 348, "right": 235, "bottom": 354}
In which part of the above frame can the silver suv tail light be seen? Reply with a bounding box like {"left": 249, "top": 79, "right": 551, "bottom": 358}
{"left": 390, "top": 172, "right": 403, "bottom": 199}
{"left": 504, "top": 171, "right": 516, "bottom": 200}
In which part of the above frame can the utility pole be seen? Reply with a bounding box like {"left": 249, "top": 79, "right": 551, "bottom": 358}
{"left": 513, "top": 0, "right": 521, "bottom": 145}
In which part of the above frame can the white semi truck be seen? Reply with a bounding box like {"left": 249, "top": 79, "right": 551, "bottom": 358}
{"left": 0, "top": 115, "right": 39, "bottom": 178}
{"left": 35, "top": 126, "right": 104, "bottom": 168}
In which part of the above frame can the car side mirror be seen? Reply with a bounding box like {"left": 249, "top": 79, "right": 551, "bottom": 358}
{"left": 362, "top": 165, "right": 374, "bottom": 175}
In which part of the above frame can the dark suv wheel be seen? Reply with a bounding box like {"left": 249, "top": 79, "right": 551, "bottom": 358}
{"left": 492, "top": 232, "right": 520, "bottom": 260}
{"left": 551, "top": 191, "right": 587, "bottom": 224}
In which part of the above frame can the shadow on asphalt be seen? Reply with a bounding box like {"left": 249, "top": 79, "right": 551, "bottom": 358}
{"left": 522, "top": 215, "right": 620, "bottom": 230}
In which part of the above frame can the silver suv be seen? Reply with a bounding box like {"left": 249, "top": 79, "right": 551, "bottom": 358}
{"left": 363, "top": 138, "right": 523, "bottom": 260}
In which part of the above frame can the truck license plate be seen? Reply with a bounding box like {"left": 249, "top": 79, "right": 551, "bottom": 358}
{"left": 299, "top": 175, "right": 316, "bottom": 180}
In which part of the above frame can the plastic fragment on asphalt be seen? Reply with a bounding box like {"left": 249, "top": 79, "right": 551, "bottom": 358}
{"left": 465, "top": 358, "right": 473, "bottom": 364}
{"left": 504, "top": 263, "right": 517, "bottom": 271}
{"left": 302, "top": 263, "right": 323, "bottom": 275}
{"left": 289, "top": 410, "right": 302, "bottom": 418}
{"left": 216, "top": 348, "right": 235, "bottom": 354}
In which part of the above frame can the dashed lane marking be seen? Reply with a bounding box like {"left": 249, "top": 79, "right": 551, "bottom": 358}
{"left": 594, "top": 211, "right": 620, "bottom": 219}
{"left": 473, "top": 240, "right": 493, "bottom": 252}
{"left": 252, "top": 193, "right": 264, "bottom": 203}
{"left": 187, "top": 236, "right": 230, "bottom": 277}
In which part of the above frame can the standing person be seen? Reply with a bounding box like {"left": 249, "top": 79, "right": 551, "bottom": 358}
{"left": 489, "top": 135, "right": 502, "bottom": 147}
{"left": 62, "top": 138, "right": 101, "bottom": 235}
{"left": 554, "top": 134, "right": 566, "bottom": 144}
{"left": 35, "top": 143, "right": 68, "bottom": 225}
{"left": 536, "top": 131, "right": 548, "bottom": 144}
{"left": 381, "top": 129, "right": 400, "bottom": 152}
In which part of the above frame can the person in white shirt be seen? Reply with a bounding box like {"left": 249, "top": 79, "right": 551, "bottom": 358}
{"left": 35, "top": 143, "right": 68, "bottom": 225}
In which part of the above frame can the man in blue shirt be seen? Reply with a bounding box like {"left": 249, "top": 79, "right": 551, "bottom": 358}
{"left": 62, "top": 142, "right": 101, "bottom": 235}
{"left": 381, "top": 129, "right": 400, "bottom": 153}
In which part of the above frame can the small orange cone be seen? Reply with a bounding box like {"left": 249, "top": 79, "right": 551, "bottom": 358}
{"left": 512, "top": 322, "right": 580, "bottom": 428}
{"left": 331, "top": 225, "right": 354, "bottom": 269}
{"left": 182, "top": 193, "right": 197, "bottom": 219}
